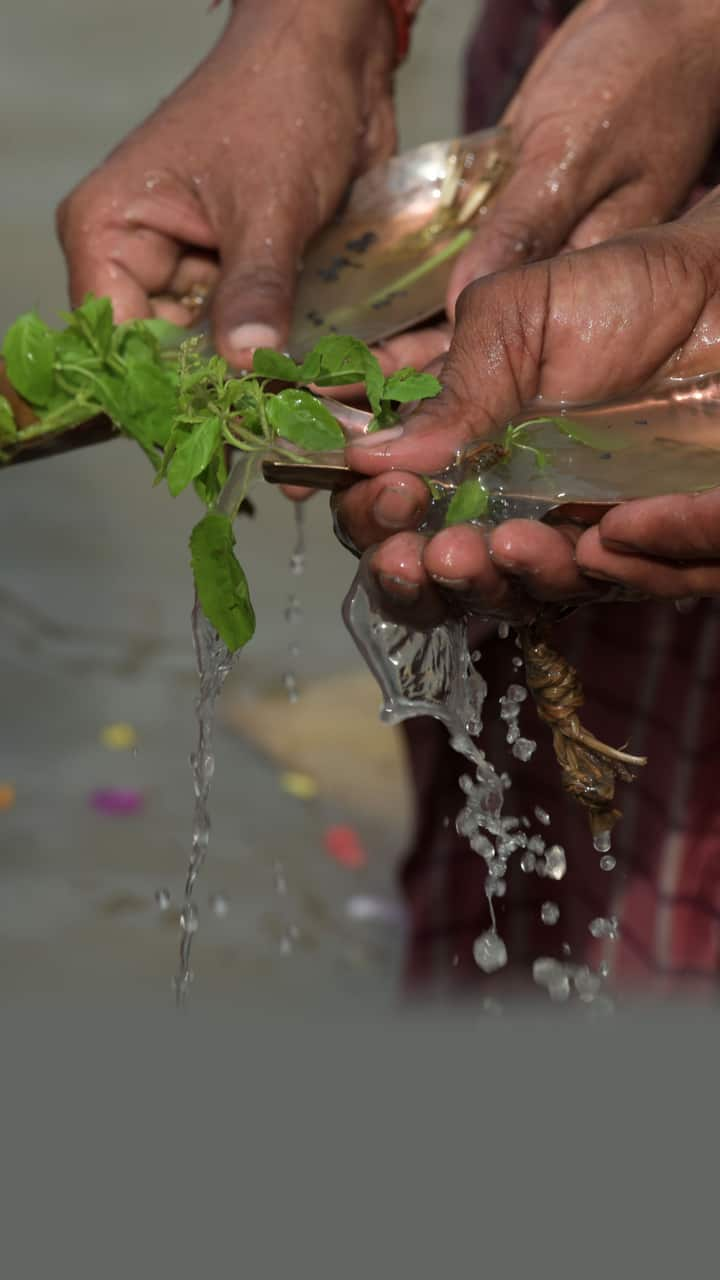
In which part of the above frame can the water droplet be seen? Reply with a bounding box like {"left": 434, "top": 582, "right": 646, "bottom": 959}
{"left": 599, "top": 854, "right": 616, "bottom": 872}
{"left": 473, "top": 930, "right": 508, "bottom": 974}
{"left": 548, "top": 973, "right": 571, "bottom": 1002}
{"left": 498, "top": 622, "right": 510, "bottom": 640}
{"left": 544, "top": 845, "right": 567, "bottom": 881}
{"left": 512, "top": 738, "right": 536, "bottom": 763}
{"left": 154, "top": 888, "right": 171, "bottom": 911}
{"left": 534, "top": 806, "right": 551, "bottom": 826}
{"left": 273, "top": 861, "right": 287, "bottom": 894}
{"left": 588, "top": 916, "right": 618, "bottom": 940}
{"left": 573, "top": 966, "right": 601, "bottom": 1001}
{"left": 506, "top": 684, "right": 527, "bottom": 703}
{"left": 488, "top": 879, "right": 506, "bottom": 899}
{"left": 541, "top": 901, "right": 560, "bottom": 925}
{"left": 283, "top": 671, "right": 299, "bottom": 703}
{"left": 209, "top": 893, "right": 229, "bottom": 918}
{"left": 482, "top": 997, "right": 503, "bottom": 1016}
{"left": 593, "top": 830, "right": 612, "bottom": 854}
{"left": 512, "top": 656, "right": 523, "bottom": 669}
{"left": 284, "top": 595, "right": 303, "bottom": 624}
{"left": 533, "top": 956, "right": 563, "bottom": 987}
{"left": 180, "top": 903, "right": 199, "bottom": 934}
{"left": 289, "top": 552, "right": 305, "bottom": 576}
{"left": 520, "top": 852, "right": 536, "bottom": 873}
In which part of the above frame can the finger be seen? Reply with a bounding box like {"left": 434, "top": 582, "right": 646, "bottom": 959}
{"left": 280, "top": 485, "right": 316, "bottom": 502}
{"left": 446, "top": 136, "right": 608, "bottom": 313}
{"left": 373, "top": 324, "right": 452, "bottom": 376}
{"left": 597, "top": 490, "right": 720, "bottom": 560}
{"left": 347, "top": 261, "right": 552, "bottom": 478}
{"left": 488, "top": 519, "right": 594, "bottom": 602}
{"left": 333, "top": 473, "right": 430, "bottom": 554}
{"left": 565, "top": 178, "right": 671, "bottom": 251}
{"left": 211, "top": 193, "right": 310, "bottom": 366}
{"left": 422, "top": 524, "right": 517, "bottom": 615}
{"left": 57, "top": 181, "right": 215, "bottom": 322}
{"left": 576, "top": 525, "right": 720, "bottom": 597}
{"left": 150, "top": 298, "right": 197, "bottom": 326}
{"left": 369, "top": 532, "right": 447, "bottom": 628}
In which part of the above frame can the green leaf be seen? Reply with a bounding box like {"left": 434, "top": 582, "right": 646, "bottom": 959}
{"left": 252, "top": 349, "right": 304, "bottom": 382}
{"left": 2, "top": 312, "right": 57, "bottom": 406}
{"left": 445, "top": 476, "right": 489, "bottom": 526}
{"left": 54, "top": 328, "right": 99, "bottom": 368}
{"left": 138, "top": 317, "right": 188, "bottom": 350}
{"left": 193, "top": 450, "right": 228, "bottom": 509}
{"left": 265, "top": 389, "right": 345, "bottom": 452}
{"left": 167, "top": 416, "right": 222, "bottom": 497}
{"left": 382, "top": 368, "right": 441, "bottom": 404}
{"left": 117, "top": 360, "right": 178, "bottom": 449}
{"left": 299, "top": 335, "right": 384, "bottom": 416}
{"left": 62, "top": 294, "right": 115, "bottom": 358}
{"left": 190, "top": 512, "right": 256, "bottom": 651}
{"left": 0, "top": 395, "right": 18, "bottom": 441}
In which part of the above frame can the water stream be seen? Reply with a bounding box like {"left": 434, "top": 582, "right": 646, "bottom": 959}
{"left": 174, "top": 597, "right": 235, "bottom": 1006}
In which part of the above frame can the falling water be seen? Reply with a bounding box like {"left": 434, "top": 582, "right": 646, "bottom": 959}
{"left": 173, "top": 596, "right": 235, "bottom": 1006}
{"left": 342, "top": 554, "right": 612, "bottom": 999}
{"left": 282, "top": 503, "right": 306, "bottom": 704}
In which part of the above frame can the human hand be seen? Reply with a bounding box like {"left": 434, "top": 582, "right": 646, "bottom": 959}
{"left": 56, "top": 0, "right": 396, "bottom": 367}
{"left": 380, "top": 0, "right": 720, "bottom": 375}
{"left": 335, "top": 189, "right": 720, "bottom": 620}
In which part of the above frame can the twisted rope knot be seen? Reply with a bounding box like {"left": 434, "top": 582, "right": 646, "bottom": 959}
{"left": 519, "top": 620, "right": 647, "bottom": 842}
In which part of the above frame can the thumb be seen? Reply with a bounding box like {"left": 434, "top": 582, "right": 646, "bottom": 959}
{"left": 212, "top": 205, "right": 308, "bottom": 366}
{"left": 347, "top": 261, "right": 551, "bottom": 477}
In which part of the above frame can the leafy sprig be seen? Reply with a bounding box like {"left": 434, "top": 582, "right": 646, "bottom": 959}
{"left": 0, "top": 296, "right": 441, "bottom": 651}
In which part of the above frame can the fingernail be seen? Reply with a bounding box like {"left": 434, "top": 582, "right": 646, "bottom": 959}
{"left": 599, "top": 537, "right": 637, "bottom": 553}
{"left": 352, "top": 425, "right": 405, "bottom": 448}
{"left": 582, "top": 568, "right": 621, "bottom": 584}
{"left": 430, "top": 575, "right": 472, "bottom": 591}
{"left": 373, "top": 485, "right": 422, "bottom": 530}
{"left": 227, "top": 323, "right": 281, "bottom": 353}
{"left": 378, "top": 573, "right": 419, "bottom": 601}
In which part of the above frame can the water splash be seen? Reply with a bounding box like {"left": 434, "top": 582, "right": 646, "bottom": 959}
{"left": 342, "top": 557, "right": 546, "bottom": 971}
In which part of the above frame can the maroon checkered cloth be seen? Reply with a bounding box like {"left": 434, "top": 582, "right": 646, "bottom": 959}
{"left": 398, "top": 0, "right": 720, "bottom": 998}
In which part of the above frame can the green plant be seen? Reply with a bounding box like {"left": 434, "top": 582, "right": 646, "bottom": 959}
{"left": 0, "top": 297, "right": 440, "bottom": 650}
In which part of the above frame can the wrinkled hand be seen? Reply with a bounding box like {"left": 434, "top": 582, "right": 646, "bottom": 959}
{"left": 380, "top": 0, "right": 720, "bottom": 375}
{"left": 336, "top": 189, "right": 720, "bottom": 621}
{"left": 56, "top": 0, "right": 396, "bottom": 367}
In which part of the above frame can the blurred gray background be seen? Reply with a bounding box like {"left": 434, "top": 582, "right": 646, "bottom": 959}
{"left": 0, "top": 0, "right": 478, "bottom": 1004}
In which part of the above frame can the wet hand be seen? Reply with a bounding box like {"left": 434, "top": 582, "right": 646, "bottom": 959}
{"left": 384, "top": 0, "right": 720, "bottom": 375}
{"left": 56, "top": 0, "right": 396, "bottom": 367}
{"left": 337, "top": 192, "right": 720, "bottom": 620}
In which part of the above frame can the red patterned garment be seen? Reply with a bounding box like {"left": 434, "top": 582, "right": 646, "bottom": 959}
{"left": 398, "top": 0, "right": 720, "bottom": 1000}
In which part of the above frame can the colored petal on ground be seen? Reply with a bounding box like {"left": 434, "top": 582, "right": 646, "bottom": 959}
{"left": 90, "top": 788, "right": 144, "bottom": 816}
{"left": 324, "top": 825, "right": 367, "bottom": 870}
{"left": 280, "top": 770, "right": 319, "bottom": 800}
{"left": 100, "top": 722, "right": 138, "bottom": 750}
{"left": 0, "top": 783, "right": 16, "bottom": 811}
